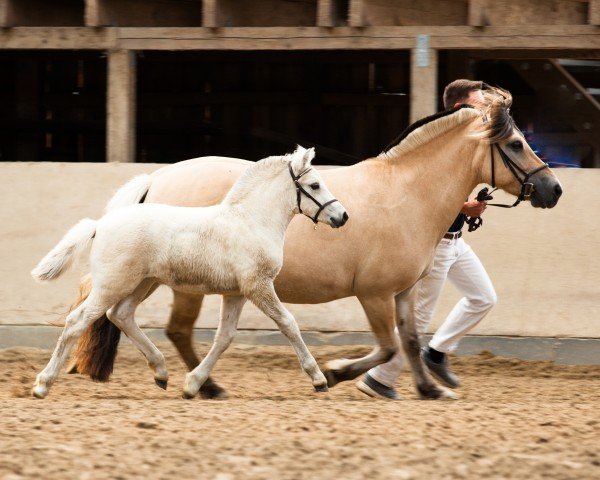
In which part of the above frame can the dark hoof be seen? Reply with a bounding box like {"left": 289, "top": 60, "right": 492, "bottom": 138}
{"left": 200, "top": 382, "right": 228, "bottom": 400}
{"left": 154, "top": 378, "right": 168, "bottom": 390}
{"left": 66, "top": 363, "right": 79, "bottom": 375}
{"left": 314, "top": 383, "right": 329, "bottom": 393}
{"left": 323, "top": 370, "right": 339, "bottom": 388}
{"left": 182, "top": 390, "right": 195, "bottom": 400}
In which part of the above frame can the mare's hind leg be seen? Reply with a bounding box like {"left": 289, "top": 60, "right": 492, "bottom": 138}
{"left": 323, "top": 295, "right": 399, "bottom": 387}
{"left": 395, "top": 287, "right": 456, "bottom": 400}
{"left": 166, "top": 291, "right": 227, "bottom": 399}
{"left": 107, "top": 280, "right": 169, "bottom": 389}
{"left": 245, "top": 283, "right": 328, "bottom": 392}
{"left": 32, "top": 292, "right": 114, "bottom": 399}
{"left": 182, "top": 295, "right": 246, "bottom": 399}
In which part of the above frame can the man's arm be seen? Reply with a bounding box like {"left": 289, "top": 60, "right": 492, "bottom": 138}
{"left": 461, "top": 199, "right": 486, "bottom": 217}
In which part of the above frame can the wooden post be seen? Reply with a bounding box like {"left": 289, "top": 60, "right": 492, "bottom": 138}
{"left": 590, "top": 0, "right": 600, "bottom": 25}
{"left": 410, "top": 35, "right": 438, "bottom": 123}
{"left": 317, "top": 0, "right": 334, "bottom": 27}
{"left": 107, "top": 50, "right": 136, "bottom": 162}
{"left": 85, "top": 0, "right": 109, "bottom": 26}
{"left": 203, "top": 0, "right": 219, "bottom": 27}
{"left": 349, "top": 0, "right": 363, "bottom": 27}
{"left": 468, "top": 0, "right": 487, "bottom": 27}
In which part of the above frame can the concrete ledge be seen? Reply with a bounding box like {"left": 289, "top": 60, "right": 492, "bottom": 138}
{"left": 1, "top": 326, "right": 598, "bottom": 365}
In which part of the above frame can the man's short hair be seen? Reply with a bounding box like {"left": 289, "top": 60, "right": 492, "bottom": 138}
{"left": 443, "top": 79, "right": 484, "bottom": 110}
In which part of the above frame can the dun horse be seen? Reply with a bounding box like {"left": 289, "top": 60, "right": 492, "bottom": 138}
{"left": 31, "top": 146, "right": 348, "bottom": 399}
{"left": 70, "top": 88, "right": 562, "bottom": 400}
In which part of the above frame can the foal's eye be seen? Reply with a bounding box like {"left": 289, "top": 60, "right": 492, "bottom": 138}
{"left": 510, "top": 140, "right": 523, "bottom": 151}
{"left": 310, "top": 183, "right": 320, "bottom": 190}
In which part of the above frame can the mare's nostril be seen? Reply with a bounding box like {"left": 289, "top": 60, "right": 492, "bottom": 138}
{"left": 554, "top": 184, "right": 563, "bottom": 198}
{"left": 342, "top": 211, "right": 349, "bottom": 222}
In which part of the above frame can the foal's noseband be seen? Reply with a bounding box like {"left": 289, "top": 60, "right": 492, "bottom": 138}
{"left": 487, "top": 143, "right": 549, "bottom": 208}
{"left": 288, "top": 163, "right": 339, "bottom": 224}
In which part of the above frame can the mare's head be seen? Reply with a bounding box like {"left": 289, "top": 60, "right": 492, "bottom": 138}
{"left": 478, "top": 88, "right": 562, "bottom": 208}
{"left": 287, "top": 146, "right": 349, "bottom": 228}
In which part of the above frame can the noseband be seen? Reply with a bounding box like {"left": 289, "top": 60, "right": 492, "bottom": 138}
{"left": 288, "top": 163, "right": 339, "bottom": 224}
{"left": 487, "top": 143, "right": 549, "bottom": 208}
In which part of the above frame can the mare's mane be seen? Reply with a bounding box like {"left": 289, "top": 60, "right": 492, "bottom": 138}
{"left": 381, "top": 86, "right": 515, "bottom": 159}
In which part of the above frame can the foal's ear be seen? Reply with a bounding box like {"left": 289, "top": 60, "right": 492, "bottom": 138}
{"left": 292, "top": 145, "right": 315, "bottom": 172}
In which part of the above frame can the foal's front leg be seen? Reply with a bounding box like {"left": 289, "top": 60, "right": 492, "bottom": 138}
{"left": 247, "top": 283, "right": 328, "bottom": 392}
{"left": 182, "top": 295, "right": 246, "bottom": 399}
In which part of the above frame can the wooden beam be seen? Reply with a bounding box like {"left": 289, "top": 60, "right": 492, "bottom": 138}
{"left": 0, "top": 26, "right": 598, "bottom": 51}
{"left": 317, "top": 0, "right": 335, "bottom": 27}
{"left": 410, "top": 36, "right": 438, "bottom": 122}
{"left": 85, "top": 0, "right": 108, "bottom": 27}
{"left": 202, "top": 0, "right": 218, "bottom": 27}
{"left": 107, "top": 50, "right": 136, "bottom": 162}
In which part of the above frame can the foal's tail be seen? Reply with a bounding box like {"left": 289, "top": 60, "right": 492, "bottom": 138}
{"left": 31, "top": 218, "right": 97, "bottom": 282}
{"left": 67, "top": 174, "right": 152, "bottom": 381}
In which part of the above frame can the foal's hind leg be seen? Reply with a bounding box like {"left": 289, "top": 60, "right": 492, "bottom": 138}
{"left": 32, "top": 293, "right": 113, "bottom": 399}
{"left": 246, "top": 283, "right": 328, "bottom": 392}
{"left": 395, "top": 287, "right": 456, "bottom": 400}
{"left": 166, "top": 291, "right": 227, "bottom": 399}
{"left": 107, "top": 280, "right": 169, "bottom": 389}
{"left": 182, "top": 295, "right": 246, "bottom": 399}
{"left": 323, "top": 295, "right": 399, "bottom": 387}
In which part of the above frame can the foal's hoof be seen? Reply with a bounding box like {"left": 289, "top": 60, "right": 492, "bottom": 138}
{"left": 314, "top": 384, "right": 329, "bottom": 393}
{"left": 32, "top": 385, "right": 48, "bottom": 399}
{"left": 154, "top": 378, "right": 168, "bottom": 390}
{"left": 182, "top": 390, "right": 196, "bottom": 400}
{"left": 200, "top": 383, "right": 228, "bottom": 400}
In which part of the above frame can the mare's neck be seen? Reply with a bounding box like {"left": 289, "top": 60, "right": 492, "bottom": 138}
{"left": 382, "top": 125, "right": 485, "bottom": 238}
{"left": 225, "top": 167, "right": 296, "bottom": 241}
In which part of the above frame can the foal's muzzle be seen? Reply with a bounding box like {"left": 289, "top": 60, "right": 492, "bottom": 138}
{"left": 330, "top": 211, "right": 349, "bottom": 228}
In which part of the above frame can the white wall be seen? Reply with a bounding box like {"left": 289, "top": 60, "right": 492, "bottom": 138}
{"left": 1, "top": 162, "right": 597, "bottom": 338}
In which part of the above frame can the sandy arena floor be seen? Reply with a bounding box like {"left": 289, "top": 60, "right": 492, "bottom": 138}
{"left": 1, "top": 342, "right": 599, "bottom": 480}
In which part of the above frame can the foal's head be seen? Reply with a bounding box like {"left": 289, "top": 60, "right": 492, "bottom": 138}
{"left": 287, "top": 146, "right": 349, "bottom": 228}
{"left": 479, "top": 88, "right": 562, "bottom": 209}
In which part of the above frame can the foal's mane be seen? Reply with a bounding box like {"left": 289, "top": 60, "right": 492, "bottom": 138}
{"left": 381, "top": 86, "right": 515, "bottom": 159}
{"left": 224, "top": 152, "right": 293, "bottom": 204}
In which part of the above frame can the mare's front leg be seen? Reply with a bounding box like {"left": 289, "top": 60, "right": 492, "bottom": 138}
{"left": 182, "top": 295, "right": 246, "bottom": 399}
{"left": 166, "top": 290, "right": 227, "bottom": 399}
{"left": 246, "top": 282, "right": 328, "bottom": 392}
{"left": 395, "top": 287, "right": 457, "bottom": 400}
{"left": 107, "top": 280, "right": 169, "bottom": 389}
{"left": 323, "top": 295, "right": 399, "bottom": 387}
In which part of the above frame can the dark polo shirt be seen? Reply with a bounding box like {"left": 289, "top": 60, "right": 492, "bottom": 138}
{"left": 448, "top": 213, "right": 466, "bottom": 233}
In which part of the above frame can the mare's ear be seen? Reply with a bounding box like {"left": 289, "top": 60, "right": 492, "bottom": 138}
{"left": 291, "top": 145, "right": 315, "bottom": 172}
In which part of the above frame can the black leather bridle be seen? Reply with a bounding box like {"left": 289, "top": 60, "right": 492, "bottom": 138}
{"left": 288, "top": 163, "right": 339, "bottom": 224}
{"left": 487, "top": 143, "right": 549, "bottom": 208}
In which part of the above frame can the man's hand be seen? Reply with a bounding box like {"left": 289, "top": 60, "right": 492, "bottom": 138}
{"left": 461, "top": 199, "right": 487, "bottom": 217}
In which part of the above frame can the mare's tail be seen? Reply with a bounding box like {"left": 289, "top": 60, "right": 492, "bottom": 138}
{"left": 68, "top": 174, "right": 152, "bottom": 381}
{"left": 31, "top": 219, "right": 96, "bottom": 282}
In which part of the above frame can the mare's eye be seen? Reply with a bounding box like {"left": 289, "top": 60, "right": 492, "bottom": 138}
{"left": 310, "top": 183, "right": 320, "bottom": 190}
{"left": 510, "top": 140, "right": 523, "bottom": 151}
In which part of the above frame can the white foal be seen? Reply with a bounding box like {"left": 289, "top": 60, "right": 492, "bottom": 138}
{"left": 31, "top": 146, "right": 348, "bottom": 399}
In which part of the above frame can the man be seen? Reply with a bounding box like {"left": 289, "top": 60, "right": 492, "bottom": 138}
{"left": 357, "top": 79, "right": 497, "bottom": 400}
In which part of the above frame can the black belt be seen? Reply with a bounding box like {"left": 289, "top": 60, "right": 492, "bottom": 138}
{"left": 443, "top": 231, "right": 462, "bottom": 240}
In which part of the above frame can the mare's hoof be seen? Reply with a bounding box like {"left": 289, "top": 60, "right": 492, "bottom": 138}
{"left": 200, "top": 383, "right": 228, "bottom": 400}
{"left": 323, "top": 370, "right": 339, "bottom": 388}
{"left": 182, "top": 390, "right": 196, "bottom": 400}
{"left": 418, "top": 385, "right": 459, "bottom": 401}
{"left": 154, "top": 378, "right": 168, "bottom": 390}
{"left": 66, "top": 363, "right": 79, "bottom": 375}
{"left": 314, "top": 384, "right": 329, "bottom": 393}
